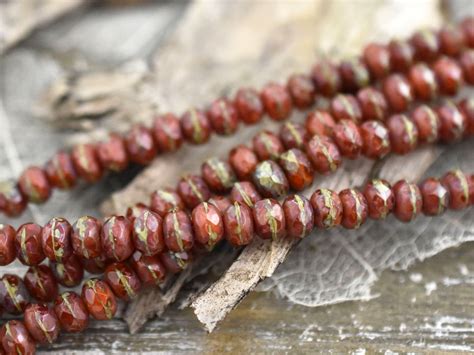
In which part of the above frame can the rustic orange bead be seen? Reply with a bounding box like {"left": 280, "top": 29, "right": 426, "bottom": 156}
{"left": 253, "top": 160, "right": 289, "bottom": 198}
{"left": 101, "top": 216, "right": 134, "bottom": 262}
{"left": 104, "top": 262, "right": 142, "bottom": 301}
{"left": 459, "top": 50, "right": 474, "bottom": 84}
{"left": 359, "top": 120, "right": 391, "bottom": 159}
{"left": 223, "top": 202, "right": 254, "bottom": 247}
{"left": 458, "top": 97, "right": 474, "bottom": 136}
{"left": 51, "top": 254, "right": 84, "bottom": 287}
{"left": 207, "top": 98, "right": 240, "bottom": 135}
{"left": 304, "top": 135, "right": 342, "bottom": 174}
{"left": 339, "top": 58, "right": 370, "bottom": 92}
{"left": 71, "top": 143, "right": 103, "bottom": 183}
{"left": 208, "top": 195, "right": 232, "bottom": 213}
{"left": 437, "top": 101, "right": 466, "bottom": 142}
{"left": 305, "top": 110, "right": 336, "bottom": 138}
{"left": 287, "top": 74, "right": 316, "bottom": 108}
{"left": 392, "top": 180, "right": 422, "bottom": 222}
{"left": 130, "top": 251, "right": 167, "bottom": 286}
{"left": 252, "top": 130, "right": 284, "bottom": 161}
{"left": 150, "top": 188, "right": 185, "bottom": 217}
{"left": 410, "top": 29, "right": 439, "bottom": 61}
{"left": 177, "top": 174, "right": 211, "bottom": 209}
{"left": 152, "top": 113, "right": 183, "bottom": 152}
{"left": 230, "top": 181, "right": 261, "bottom": 208}
{"left": 279, "top": 122, "right": 308, "bottom": 150}
{"left": 41, "top": 217, "right": 72, "bottom": 262}
{"left": 125, "top": 124, "right": 158, "bottom": 165}
{"left": 132, "top": 210, "right": 165, "bottom": 256}
{"left": 408, "top": 63, "right": 438, "bottom": 100}
{"left": 283, "top": 194, "right": 314, "bottom": 239}
{"left": 461, "top": 17, "right": 474, "bottom": 47}
{"left": 383, "top": 74, "right": 413, "bottom": 112}
{"left": 0, "top": 224, "right": 16, "bottom": 266}
{"left": 252, "top": 199, "right": 286, "bottom": 240}
{"left": 15, "top": 223, "right": 45, "bottom": 266}
{"left": 71, "top": 216, "right": 102, "bottom": 260}
{"left": 363, "top": 179, "right": 394, "bottom": 220}
{"left": 159, "top": 250, "right": 192, "bottom": 274}
{"left": 310, "top": 188, "right": 343, "bottom": 229}
{"left": 24, "top": 303, "right": 60, "bottom": 344}
{"left": 410, "top": 105, "right": 440, "bottom": 143}
{"left": 419, "top": 177, "right": 450, "bottom": 216}
{"left": 388, "top": 39, "right": 414, "bottom": 72}
{"left": 234, "top": 88, "right": 264, "bottom": 124}
{"left": 311, "top": 60, "right": 342, "bottom": 97}
{"left": 363, "top": 43, "right": 391, "bottom": 79}
{"left": 24, "top": 265, "right": 58, "bottom": 303}
{"left": 339, "top": 188, "right": 368, "bottom": 229}
{"left": 163, "top": 209, "right": 194, "bottom": 252}
{"left": 82, "top": 279, "right": 117, "bottom": 320}
{"left": 192, "top": 202, "right": 224, "bottom": 250}
{"left": 201, "top": 157, "right": 236, "bottom": 193}
{"left": 438, "top": 25, "right": 465, "bottom": 56}
{"left": 54, "top": 292, "right": 89, "bottom": 333}
{"left": 97, "top": 133, "right": 129, "bottom": 172}
{"left": 433, "top": 57, "right": 463, "bottom": 95}
{"left": 18, "top": 166, "right": 51, "bottom": 204}
{"left": 0, "top": 181, "right": 27, "bottom": 217}
{"left": 45, "top": 151, "right": 77, "bottom": 189}
{"left": 0, "top": 274, "right": 30, "bottom": 314}
{"left": 356, "top": 87, "right": 388, "bottom": 122}
{"left": 229, "top": 145, "right": 258, "bottom": 181}
{"left": 387, "top": 114, "right": 418, "bottom": 155}
{"left": 333, "top": 119, "right": 363, "bottom": 159}
{"left": 181, "top": 108, "right": 212, "bottom": 145}
{"left": 260, "top": 82, "right": 292, "bottom": 121}
{"left": 0, "top": 320, "right": 36, "bottom": 355}
{"left": 441, "top": 170, "right": 470, "bottom": 210}
{"left": 330, "top": 94, "right": 363, "bottom": 123}
{"left": 278, "top": 148, "right": 314, "bottom": 191}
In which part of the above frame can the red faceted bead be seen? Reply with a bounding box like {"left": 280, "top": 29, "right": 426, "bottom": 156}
{"left": 283, "top": 194, "right": 314, "bottom": 239}
{"left": 363, "top": 43, "right": 391, "bottom": 79}
{"left": 97, "top": 133, "right": 129, "bottom": 172}
{"left": 207, "top": 99, "right": 240, "bottom": 136}
{"left": 252, "top": 130, "right": 284, "bottom": 161}
{"left": 387, "top": 114, "right": 418, "bottom": 155}
{"left": 433, "top": 57, "right": 463, "bottom": 95}
{"left": 333, "top": 120, "right": 363, "bottom": 159}
{"left": 419, "top": 177, "right": 450, "bottom": 216}
{"left": 230, "top": 181, "right": 262, "bottom": 208}
{"left": 82, "top": 279, "right": 117, "bottom": 320}
{"left": 356, "top": 87, "right": 388, "bottom": 122}
{"left": 359, "top": 120, "right": 391, "bottom": 159}
{"left": 0, "top": 224, "right": 16, "bottom": 265}
{"left": 0, "top": 181, "right": 27, "bottom": 217}
{"left": 304, "top": 135, "right": 342, "bottom": 174}
{"left": 82, "top": 254, "right": 107, "bottom": 274}
{"left": 24, "top": 303, "right": 60, "bottom": 344}
{"left": 150, "top": 188, "right": 185, "bottom": 217}
{"left": 383, "top": 74, "right": 413, "bottom": 112}
{"left": 388, "top": 39, "right": 414, "bottom": 72}
{"left": 51, "top": 254, "right": 84, "bottom": 287}
{"left": 132, "top": 210, "right": 165, "bottom": 256}
{"left": 18, "top": 166, "right": 51, "bottom": 204}
{"left": 458, "top": 97, "right": 474, "bottom": 136}
{"left": 163, "top": 209, "right": 194, "bottom": 252}
{"left": 229, "top": 145, "right": 258, "bottom": 181}
{"left": 41, "top": 217, "right": 72, "bottom": 262}
{"left": 408, "top": 63, "right": 438, "bottom": 100}
{"left": 339, "top": 188, "right": 368, "bottom": 229}
{"left": 339, "top": 58, "right": 370, "bottom": 92}
{"left": 181, "top": 108, "right": 212, "bottom": 145}
{"left": 160, "top": 250, "right": 192, "bottom": 274}
{"left": 410, "top": 29, "right": 439, "bottom": 61}
{"left": 310, "top": 188, "right": 343, "bottom": 229}
{"left": 45, "top": 151, "right": 77, "bottom": 189}
{"left": 0, "top": 274, "right": 29, "bottom": 314}
{"left": 438, "top": 25, "right": 465, "bottom": 56}
{"left": 101, "top": 216, "right": 134, "bottom": 262}
{"left": 71, "top": 215, "right": 102, "bottom": 259}
{"left": 363, "top": 179, "right": 394, "bottom": 219}
{"left": 104, "top": 262, "right": 142, "bottom": 300}
{"left": 392, "top": 180, "right": 423, "bottom": 222}
{"left": 234, "top": 88, "right": 264, "bottom": 124}
{"left": 278, "top": 148, "right": 314, "bottom": 191}
{"left": 125, "top": 124, "right": 157, "bottom": 165}
{"left": 260, "top": 82, "right": 293, "bottom": 121}
{"left": 311, "top": 60, "right": 341, "bottom": 97}
{"left": 24, "top": 265, "right": 58, "bottom": 302}
{"left": 330, "top": 94, "right": 363, "bottom": 123}
{"left": 253, "top": 160, "right": 289, "bottom": 198}
{"left": 410, "top": 105, "right": 440, "bottom": 143}
{"left": 208, "top": 195, "right": 232, "bottom": 213}
{"left": 0, "top": 320, "right": 36, "bottom": 355}
{"left": 461, "top": 17, "right": 474, "bottom": 47}
{"left": 437, "top": 101, "right": 466, "bottom": 142}
{"left": 71, "top": 143, "right": 103, "bottom": 183}
{"left": 279, "top": 122, "right": 308, "bottom": 150}
{"left": 15, "top": 223, "right": 45, "bottom": 266}
{"left": 223, "top": 202, "right": 254, "bottom": 247}
{"left": 192, "top": 202, "right": 224, "bottom": 250}
{"left": 130, "top": 251, "right": 167, "bottom": 286}
{"left": 54, "top": 292, "right": 89, "bottom": 333}
{"left": 177, "top": 174, "right": 211, "bottom": 209}
{"left": 252, "top": 199, "right": 286, "bottom": 240}
{"left": 305, "top": 110, "right": 336, "bottom": 138}
{"left": 441, "top": 170, "right": 470, "bottom": 210}
{"left": 201, "top": 157, "right": 236, "bottom": 193}
{"left": 459, "top": 50, "right": 474, "bottom": 84}
{"left": 287, "top": 74, "right": 316, "bottom": 108}
{"left": 152, "top": 113, "right": 183, "bottom": 152}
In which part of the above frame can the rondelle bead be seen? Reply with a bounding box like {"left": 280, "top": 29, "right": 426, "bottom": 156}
{"left": 159, "top": 250, "right": 192, "bottom": 274}
{"left": 441, "top": 169, "right": 470, "bottom": 210}
{"left": 41, "top": 217, "right": 72, "bottom": 262}
{"left": 356, "top": 87, "right": 388, "bottom": 122}
{"left": 201, "top": 157, "right": 236, "bottom": 193}
{"left": 71, "top": 215, "right": 102, "bottom": 260}
{"left": 0, "top": 181, "right": 27, "bottom": 217}
{"left": 208, "top": 195, "right": 232, "bottom": 213}
{"left": 104, "top": 262, "right": 142, "bottom": 300}
{"left": 0, "top": 224, "right": 16, "bottom": 265}
{"left": 150, "top": 188, "right": 185, "bottom": 217}
{"left": 333, "top": 120, "right": 363, "bottom": 159}
{"left": 82, "top": 254, "right": 107, "bottom": 274}
{"left": 0, "top": 320, "right": 36, "bottom": 355}
{"left": 97, "top": 133, "right": 129, "bottom": 172}
{"left": 410, "top": 105, "right": 440, "bottom": 143}
{"left": 0, "top": 274, "right": 29, "bottom": 314}
{"left": 252, "top": 199, "right": 286, "bottom": 240}
{"left": 152, "top": 113, "right": 183, "bottom": 152}
{"left": 339, "top": 58, "right": 370, "bottom": 92}
{"left": 54, "top": 292, "right": 89, "bottom": 333}
{"left": 24, "top": 303, "right": 60, "bottom": 344}
{"left": 363, "top": 179, "right": 394, "bottom": 219}
{"left": 24, "top": 265, "right": 58, "bottom": 302}
{"left": 388, "top": 39, "right": 414, "bottom": 72}
{"left": 459, "top": 50, "right": 474, "bottom": 84}
{"left": 229, "top": 145, "right": 259, "bottom": 181}
{"left": 15, "top": 223, "right": 45, "bottom": 266}
{"left": 125, "top": 124, "right": 158, "bottom": 165}
{"left": 419, "top": 177, "right": 450, "bottom": 216}
{"left": 127, "top": 203, "right": 152, "bottom": 223}
{"left": 407, "top": 63, "right": 438, "bottom": 100}
{"left": 163, "top": 209, "right": 194, "bottom": 252}
{"left": 461, "top": 17, "right": 474, "bottom": 47}
{"left": 252, "top": 130, "right": 285, "bottom": 161}
{"left": 51, "top": 254, "right": 84, "bottom": 287}
{"left": 71, "top": 143, "right": 103, "bottom": 183}
{"left": 181, "top": 108, "right": 212, "bottom": 145}
{"left": 387, "top": 114, "right": 418, "bottom": 155}
{"left": 363, "top": 43, "right": 391, "bottom": 79}
{"left": 207, "top": 98, "right": 240, "bottom": 135}
{"left": 438, "top": 25, "right": 465, "bottom": 56}
{"left": 18, "top": 166, "right": 51, "bottom": 204}
{"left": 359, "top": 120, "right": 391, "bottom": 159}
{"left": 101, "top": 216, "right": 134, "bottom": 262}
{"left": 192, "top": 202, "right": 224, "bottom": 250}
{"left": 234, "top": 88, "right": 264, "bottom": 124}
{"left": 130, "top": 251, "right": 167, "bottom": 286}
{"left": 81, "top": 279, "right": 117, "bottom": 320}
{"left": 278, "top": 148, "right": 314, "bottom": 191}
{"left": 230, "top": 181, "right": 262, "bottom": 208}
{"left": 311, "top": 60, "right": 342, "bottom": 96}
{"left": 132, "top": 210, "right": 165, "bottom": 256}
{"left": 382, "top": 74, "right": 413, "bottom": 112}
{"left": 305, "top": 110, "right": 336, "bottom": 137}
{"left": 304, "top": 135, "right": 342, "bottom": 174}
{"left": 45, "top": 151, "right": 77, "bottom": 189}
{"left": 330, "top": 94, "right": 363, "bottom": 123}
{"left": 252, "top": 160, "right": 289, "bottom": 198}
{"left": 339, "top": 188, "right": 368, "bottom": 229}
{"left": 177, "top": 174, "right": 211, "bottom": 209}
{"left": 392, "top": 180, "right": 423, "bottom": 222}
{"left": 287, "top": 73, "right": 316, "bottom": 108}
{"left": 279, "top": 122, "right": 308, "bottom": 150}
{"left": 433, "top": 57, "right": 463, "bottom": 95}
{"left": 283, "top": 194, "right": 314, "bottom": 239}
{"left": 458, "top": 97, "right": 474, "bottom": 135}
{"left": 437, "top": 101, "right": 466, "bottom": 142}
{"left": 410, "top": 29, "right": 439, "bottom": 61}
{"left": 310, "top": 188, "right": 343, "bottom": 229}
{"left": 223, "top": 202, "right": 254, "bottom": 247}
{"left": 260, "top": 82, "right": 292, "bottom": 121}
